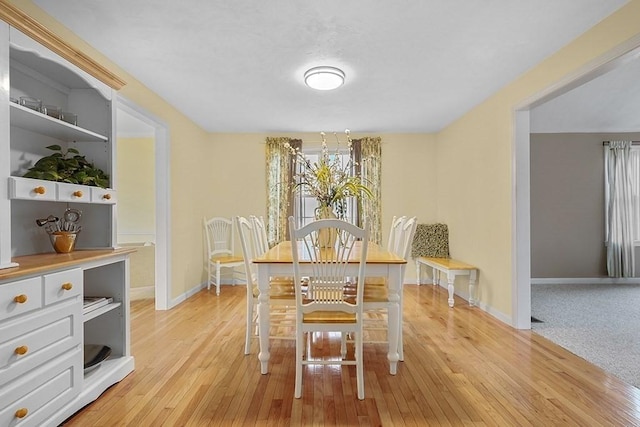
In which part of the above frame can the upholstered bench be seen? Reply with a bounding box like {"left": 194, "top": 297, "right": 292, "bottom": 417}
{"left": 416, "top": 257, "right": 477, "bottom": 307}
{"left": 411, "top": 223, "right": 478, "bottom": 307}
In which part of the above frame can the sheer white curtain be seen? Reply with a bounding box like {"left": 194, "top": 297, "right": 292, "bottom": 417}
{"left": 605, "top": 141, "right": 636, "bottom": 277}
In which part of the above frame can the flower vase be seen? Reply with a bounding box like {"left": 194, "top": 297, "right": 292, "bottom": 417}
{"left": 316, "top": 206, "right": 338, "bottom": 248}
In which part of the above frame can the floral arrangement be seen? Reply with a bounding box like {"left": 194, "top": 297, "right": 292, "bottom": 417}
{"left": 287, "top": 130, "right": 373, "bottom": 219}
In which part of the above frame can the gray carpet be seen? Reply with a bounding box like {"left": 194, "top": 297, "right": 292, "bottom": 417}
{"left": 531, "top": 282, "right": 640, "bottom": 389}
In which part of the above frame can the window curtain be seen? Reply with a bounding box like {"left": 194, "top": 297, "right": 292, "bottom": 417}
{"left": 605, "top": 140, "right": 636, "bottom": 277}
{"left": 351, "top": 137, "right": 382, "bottom": 244}
{"left": 265, "top": 137, "right": 301, "bottom": 246}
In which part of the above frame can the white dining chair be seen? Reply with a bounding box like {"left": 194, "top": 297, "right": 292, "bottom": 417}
{"left": 289, "top": 217, "right": 370, "bottom": 400}
{"left": 204, "top": 217, "right": 245, "bottom": 296}
{"left": 353, "top": 216, "right": 417, "bottom": 361}
{"left": 250, "top": 215, "right": 270, "bottom": 254}
{"left": 387, "top": 215, "right": 407, "bottom": 253}
{"left": 236, "top": 216, "right": 296, "bottom": 354}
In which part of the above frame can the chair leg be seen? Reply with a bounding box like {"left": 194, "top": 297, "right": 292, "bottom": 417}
{"left": 355, "top": 330, "right": 364, "bottom": 400}
{"left": 295, "top": 328, "right": 304, "bottom": 398}
{"left": 207, "top": 261, "right": 211, "bottom": 291}
{"left": 244, "top": 294, "right": 253, "bottom": 355}
{"left": 216, "top": 262, "right": 221, "bottom": 296}
{"left": 398, "top": 290, "right": 404, "bottom": 361}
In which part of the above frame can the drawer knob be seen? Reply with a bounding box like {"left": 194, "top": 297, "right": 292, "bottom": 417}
{"left": 15, "top": 345, "right": 28, "bottom": 355}
{"left": 103, "top": 193, "right": 112, "bottom": 200}
{"left": 15, "top": 408, "right": 28, "bottom": 418}
{"left": 34, "top": 186, "right": 46, "bottom": 195}
{"left": 62, "top": 282, "right": 73, "bottom": 291}
{"left": 73, "top": 190, "right": 83, "bottom": 197}
{"left": 14, "top": 294, "right": 28, "bottom": 304}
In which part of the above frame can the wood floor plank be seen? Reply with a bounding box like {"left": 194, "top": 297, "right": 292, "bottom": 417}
{"left": 62, "top": 284, "right": 640, "bottom": 426}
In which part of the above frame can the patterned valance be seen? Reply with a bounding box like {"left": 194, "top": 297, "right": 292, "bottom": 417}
{"left": 411, "top": 223, "right": 450, "bottom": 258}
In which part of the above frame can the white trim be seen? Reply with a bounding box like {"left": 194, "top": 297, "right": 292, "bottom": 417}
{"left": 116, "top": 95, "right": 171, "bottom": 311}
{"left": 513, "top": 110, "right": 531, "bottom": 330}
{"left": 169, "top": 281, "right": 250, "bottom": 309}
{"left": 170, "top": 282, "right": 207, "bottom": 308}
{"left": 427, "top": 281, "right": 512, "bottom": 325}
{"left": 513, "top": 36, "right": 640, "bottom": 331}
{"left": 117, "top": 130, "right": 155, "bottom": 139}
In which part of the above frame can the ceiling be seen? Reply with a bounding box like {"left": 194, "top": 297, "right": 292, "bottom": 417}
{"left": 32, "top": 0, "right": 631, "bottom": 134}
{"left": 530, "top": 56, "right": 640, "bottom": 133}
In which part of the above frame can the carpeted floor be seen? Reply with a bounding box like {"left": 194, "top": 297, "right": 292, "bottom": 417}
{"left": 531, "top": 282, "right": 640, "bottom": 389}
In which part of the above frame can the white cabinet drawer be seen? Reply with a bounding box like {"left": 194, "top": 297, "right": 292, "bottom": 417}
{"left": 0, "top": 299, "right": 81, "bottom": 385}
{"left": 0, "top": 348, "right": 81, "bottom": 427}
{"left": 8, "top": 177, "right": 56, "bottom": 201}
{"left": 0, "top": 277, "right": 42, "bottom": 321}
{"left": 43, "top": 268, "right": 82, "bottom": 306}
{"left": 8, "top": 177, "right": 116, "bottom": 205}
{"left": 90, "top": 187, "right": 116, "bottom": 204}
{"left": 56, "top": 183, "right": 90, "bottom": 203}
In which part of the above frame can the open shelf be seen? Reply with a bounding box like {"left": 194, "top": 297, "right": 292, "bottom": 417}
{"left": 83, "top": 301, "right": 121, "bottom": 322}
{"left": 10, "top": 102, "right": 108, "bottom": 142}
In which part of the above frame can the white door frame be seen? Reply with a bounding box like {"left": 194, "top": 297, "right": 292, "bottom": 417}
{"left": 512, "top": 36, "right": 640, "bottom": 329}
{"left": 117, "top": 95, "right": 171, "bottom": 310}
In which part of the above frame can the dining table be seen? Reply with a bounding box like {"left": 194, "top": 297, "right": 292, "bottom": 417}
{"left": 252, "top": 240, "right": 407, "bottom": 375}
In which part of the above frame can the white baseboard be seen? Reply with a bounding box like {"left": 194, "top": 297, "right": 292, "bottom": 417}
{"left": 531, "top": 277, "right": 640, "bottom": 285}
{"left": 130, "top": 286, "right": 155, "bottom": 300}
{"left": 412, "top": 281, "right": 512, "bottom": 327}
{"left": 170, "top": 282, "right": 207, "bottom": 308}
{"left": 169, "top": 280, "right": 250, "bottom": 308}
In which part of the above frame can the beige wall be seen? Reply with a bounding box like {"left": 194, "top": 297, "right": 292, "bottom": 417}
{"left": 530, "top": 133, "right": 640, "bottom": 279}
{"left": 116, "top": 137, "right": 155, "bottom": 244}
{"left": 435, "top": 1, "right": 640, "bottom": 318}
{"left": 205, "top": 132, "right": 438, "bottom": 282}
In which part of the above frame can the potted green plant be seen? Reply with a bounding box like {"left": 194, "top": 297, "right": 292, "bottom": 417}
{"left": 23, "top": 144, "right": 110, "bottom": 188}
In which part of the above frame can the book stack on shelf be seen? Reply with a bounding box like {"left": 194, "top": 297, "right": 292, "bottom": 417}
{"left": 83, "top": 296, "right": 113, "bottom": 315}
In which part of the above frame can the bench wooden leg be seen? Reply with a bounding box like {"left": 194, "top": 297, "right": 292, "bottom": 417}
{"left": 469, "top": 270, "right": 477, "bottom": 306}
{"left": 416, "top": 261, "right": 421, "bottom": 285}
{"left": 447, "top": 271, "right": 455, "bottom": 307}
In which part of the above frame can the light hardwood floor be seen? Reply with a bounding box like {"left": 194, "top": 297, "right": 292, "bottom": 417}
{"left": 63, "top": 285, "right": 640, "bottom": 426}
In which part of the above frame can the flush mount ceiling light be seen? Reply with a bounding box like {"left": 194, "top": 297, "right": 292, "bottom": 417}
{"left": 304, "top": 66, "right": 345, "bottom": 91}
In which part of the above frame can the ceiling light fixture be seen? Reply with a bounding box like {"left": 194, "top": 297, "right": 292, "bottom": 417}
{"left": 304, "top": 66, "right": 345, "bottom": 91}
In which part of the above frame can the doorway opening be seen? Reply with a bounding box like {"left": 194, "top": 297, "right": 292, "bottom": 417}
{"left": 513, "top": 36, "right": 640, "bottom": 329}
{"left": 116, "top": 97, "right": 171, "bottom": 310}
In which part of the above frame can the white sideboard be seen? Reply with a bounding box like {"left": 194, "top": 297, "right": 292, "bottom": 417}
{"left": 0, "top": 249, "right": 135, "bottom": 426}
{"left": 0, "top": 18, "right": 135, "bottom": 427}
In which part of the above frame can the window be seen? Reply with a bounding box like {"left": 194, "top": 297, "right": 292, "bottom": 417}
{"left": 265, "top": 136, "right": 382, "bottom": 245}
{"left": 292, "top": 149, "right": 358, "bottom": 229}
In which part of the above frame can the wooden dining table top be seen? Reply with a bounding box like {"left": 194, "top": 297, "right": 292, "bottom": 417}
{"left": 253, "top": 240, "right": 407, "bottom": 264}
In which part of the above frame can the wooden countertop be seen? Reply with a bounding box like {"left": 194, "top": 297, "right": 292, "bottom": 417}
{"left": 0, "top": 248, "right": 137, "bottom": 281}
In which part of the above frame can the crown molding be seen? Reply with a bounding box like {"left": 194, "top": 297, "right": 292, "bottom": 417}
{"left": 0, "top": 0, "right": 126, "bottom": 90}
